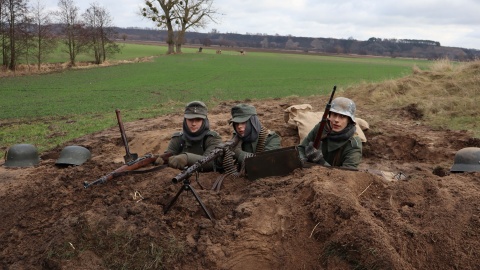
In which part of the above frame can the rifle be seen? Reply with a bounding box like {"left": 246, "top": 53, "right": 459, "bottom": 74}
{"left": 83, "top": 153, "right": 169, "bottom": 188}
{"left": 84, "top": 109, "right": 172, "bottom": 188}
{"left": 312, "top": 85, "right": 336, "bottom": 149}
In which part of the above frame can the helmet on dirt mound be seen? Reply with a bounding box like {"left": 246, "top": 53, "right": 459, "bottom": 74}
{"left": 4, "top": 144, "right": 40, "bottom": 167}
{"left": 330, "top": 97, "right": 356, "bottom": 123}
{"left": 55, "top": 145, "right": 91, "bottom": 166}
{"left": 450, "top": 147, "right": 480, "bottom": 172}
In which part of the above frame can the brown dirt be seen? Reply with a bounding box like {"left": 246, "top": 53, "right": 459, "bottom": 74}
{"left": 1, "top": 96, "right": 480, "bottom": 270}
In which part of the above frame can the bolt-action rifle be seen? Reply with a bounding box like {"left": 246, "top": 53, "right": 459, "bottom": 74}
{"left": 84, "top": 109, "right": 171, "bottom": 188}
{"left": 83, "top": 153, "right": 171, "bottom": 188}
{"left": 312, "top": 85, "right": 336, "bottom": 149}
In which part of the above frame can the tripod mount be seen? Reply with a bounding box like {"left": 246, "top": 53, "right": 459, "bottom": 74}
{"left": 163, "top": 174, "right": 213, "bottom": 221}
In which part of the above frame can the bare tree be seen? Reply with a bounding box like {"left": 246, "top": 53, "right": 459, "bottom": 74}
{"left": 3, "top": 0, "right": 30, "bottom": 70}
{"left": 172, "top": 0, "right": 218, "bottom": 53}
{"left": 54, "top": 0, "right": 87, "bottom": 66}
{"left": 0, "top": 0, "right": 7, "bottom": 68}
{"left": 260, "top": 37, "right": 268, "bottom": 48}
{"left": 141, "top": 0, "right": 218, "bottom": 54}
{"left": 31, "top": 0, "right": 57, "bottom": 70}
{"left": 285, "top": 38, "right": 299, "bottom": 50}
{"left": 83, "top": 2, "right": 119, "bottom": 64}
{"left": 142, "top": 0, "right": 176, "bottom": 54}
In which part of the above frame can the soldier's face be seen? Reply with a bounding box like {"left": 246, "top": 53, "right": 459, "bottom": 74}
{"left": 328, "top": 112, "right": 349, "bottom": 132}
{"left": 234, "top": 122, "right": 247, "bottom": 137}
{"left": 186, "top": 118, "right": 203, "bottom": 133}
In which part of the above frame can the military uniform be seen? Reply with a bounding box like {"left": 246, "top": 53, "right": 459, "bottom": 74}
{"left": 159, "top": 101, "right": 222, "bottom": 171}
{"left": 233, "top": 130, "right": 281, "bottom": 163}
{"left": 298, "top": 122, "right": 362, "bottom": 168}
{"left": 229, "top": 104, "right": 282, "bottom": 164}
{"left": 165, "top": 130, "right": 222, "bottom": 171}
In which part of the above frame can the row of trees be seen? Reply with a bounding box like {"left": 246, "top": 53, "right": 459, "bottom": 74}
{"left": 0, "top": 0, "right": 119, "bottom": 71}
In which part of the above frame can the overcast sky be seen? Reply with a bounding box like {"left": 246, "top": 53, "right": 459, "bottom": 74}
{"left": 41, "top": 0, "right": 480, "bottom": 50}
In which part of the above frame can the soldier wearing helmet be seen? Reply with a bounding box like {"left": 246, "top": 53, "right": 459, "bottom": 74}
{"left": 229, "top": 104, "right": 281, "bottom": 164}
{"left": 155, "top": 101, "right": 222, "bottom": 170}
{"left": 298, "top": 97, "right": 362, "bottom": 168}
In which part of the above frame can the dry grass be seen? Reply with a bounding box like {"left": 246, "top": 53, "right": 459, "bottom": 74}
{"left": 0, "top": 57, "right": 155, "bottom": 77}
{"left": 348, "top": 59, "right": 480, "bottom": 137}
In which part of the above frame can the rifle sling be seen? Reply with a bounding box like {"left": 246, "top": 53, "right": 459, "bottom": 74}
{"left": 111, "top": 164, "right": 168, "bottom": 177}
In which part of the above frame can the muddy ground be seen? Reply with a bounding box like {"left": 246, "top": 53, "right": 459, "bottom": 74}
{"left": 1, "top": 95, "right": 479, "bottom": 270}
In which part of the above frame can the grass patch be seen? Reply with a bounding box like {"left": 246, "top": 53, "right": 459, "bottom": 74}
{"left": 1, "top": 45, "right": 433, "bottom": 152}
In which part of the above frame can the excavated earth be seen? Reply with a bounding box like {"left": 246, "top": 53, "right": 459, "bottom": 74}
{"left": 1, "top": 95, "right": 479, "bottom": 270}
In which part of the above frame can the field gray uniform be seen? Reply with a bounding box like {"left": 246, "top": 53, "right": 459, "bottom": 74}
{"left": 160, "top": 100, "right": 222, "bottom": 171}
{"left": 233, "top": 131, "right": 281, "bottom": 163}
{"left": 165, "top": 131, "right": 222, "bottom": 171}
{"left": 298, "top": 122, "right": 362, "bottom": 169}
{"left": 229, "top": 103, "right": 282, "bottom": 164}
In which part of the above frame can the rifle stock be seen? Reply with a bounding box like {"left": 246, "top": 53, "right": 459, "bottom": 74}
{"left": 313, "top": 85, "right": 336, "bottom": 149}
{"left": 172, "top": 137, "right": 239, "bottom": 184}
{"left": 84, "top": 152, "right": 172, "bottom": 188}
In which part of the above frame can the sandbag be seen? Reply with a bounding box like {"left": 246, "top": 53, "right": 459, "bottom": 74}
{"left": 284, "top": 104, "right": 369, "bottom": 142}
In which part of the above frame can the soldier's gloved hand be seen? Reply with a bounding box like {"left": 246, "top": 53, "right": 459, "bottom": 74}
{"left": 168, "top": 154, "right": 188, "bottom": 169}
{"left": 154, "top": 153, "right": 172, "bottom": 165}
{"left": 154, "top": 155, "right": 165, "bottom": 165}
{"left": 305, "top": 142, "right": 324, "bottom": 163}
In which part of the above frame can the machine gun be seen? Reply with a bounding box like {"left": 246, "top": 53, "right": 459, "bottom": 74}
{"left": 312, "top": 85, "right": 336, "bottom": 149}
{"left": 164, "top": 136, "right": 240, "bottom": 220}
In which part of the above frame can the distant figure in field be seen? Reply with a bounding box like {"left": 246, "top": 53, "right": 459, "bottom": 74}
{"left": 240, "top": 50, "right": 246, "bottom": 55}
{"left": 216, "top": 50, "right": 222, "bottom": 54}
{"left": 198, "top": 47, "right": 203, "bottom": 53}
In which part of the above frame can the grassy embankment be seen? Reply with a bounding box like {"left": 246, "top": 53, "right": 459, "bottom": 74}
{"left": 1, "top": 43, "right": 433, "bottom": 152}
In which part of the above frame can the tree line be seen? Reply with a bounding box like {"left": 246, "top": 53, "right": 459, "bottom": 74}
{"left": 0, "top": 0, "right": 119, "bottom": 71}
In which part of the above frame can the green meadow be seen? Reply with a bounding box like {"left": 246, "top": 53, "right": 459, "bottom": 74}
{"left": 0, "top": 43, "right": 431, "bottom": 152}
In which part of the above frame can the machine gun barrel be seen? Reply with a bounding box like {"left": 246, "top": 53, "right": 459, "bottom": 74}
{"left": 171, "top": 137, "right": 239, "bottom": 184}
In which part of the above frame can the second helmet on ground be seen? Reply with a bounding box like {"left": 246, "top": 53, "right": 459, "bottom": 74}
{"left": 55, "top": 145, "right": 91, "bottom": 166}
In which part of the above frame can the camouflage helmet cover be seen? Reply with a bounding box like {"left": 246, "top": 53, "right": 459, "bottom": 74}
{"left": 450, "top": 147, "right": 480, "bottom": 172}
{"left": 330, "top": 97, "right": 356, "bottom": 123}
{"left": 4, "top": 144, "right": 40, "bottom": 167}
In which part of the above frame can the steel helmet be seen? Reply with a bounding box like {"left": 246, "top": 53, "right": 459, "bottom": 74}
{"left": 450, "top": 147, "right": 480, "bottom": 172}
{"left": 4, "top": 144, "right": 40, "bottom": 167}
{"left": 330, "top": 97, "right": 356, "bottom": 123}
{"left": 56, "top": 145, "right": 91, "bottom": 166}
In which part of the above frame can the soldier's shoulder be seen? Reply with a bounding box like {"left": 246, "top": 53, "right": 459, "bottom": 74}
{"left": 206, "top": 130, "right": 221, "bottom": 137}
{"left": 349, "top": 136, "right": 362, "bottom": 149}
{"left": 171, "top": 131, "right": 183, "bottom": 138}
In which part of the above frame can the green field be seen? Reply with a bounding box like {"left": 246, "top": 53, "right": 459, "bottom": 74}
{"left": 0, "top": 43, "right": 431, "bottom": 152}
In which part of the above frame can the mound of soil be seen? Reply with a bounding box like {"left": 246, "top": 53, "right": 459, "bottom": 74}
{"left": 1, "top": 96, "right": 479, "bottom": 269}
